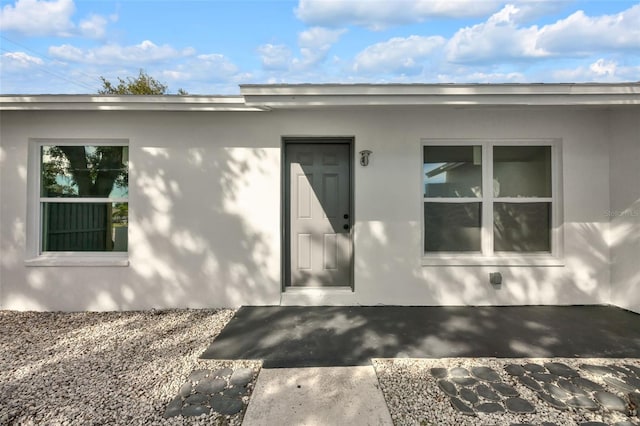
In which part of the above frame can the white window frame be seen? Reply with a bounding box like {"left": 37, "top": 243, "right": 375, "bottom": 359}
{"left": 25, "top": 138, "right": 129, "bottom": 267}
{"left": 421, "top": 138, "right": 563, "bottom": 266}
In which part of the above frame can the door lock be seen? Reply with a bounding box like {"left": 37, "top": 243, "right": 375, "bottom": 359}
{"left": 343, "top": 214, "right": 349, "bottom": 219}
{"left": 343, "top": 224, "right": 349, "bottom": 230}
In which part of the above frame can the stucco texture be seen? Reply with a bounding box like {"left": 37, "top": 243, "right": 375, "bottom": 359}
{"left": 0, "top": 106, "right": 637, "bottom": 312}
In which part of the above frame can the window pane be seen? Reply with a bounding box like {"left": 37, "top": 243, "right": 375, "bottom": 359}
{"left": 41, "top": 145, "right": 128, "bottom": 198}
{"left": 493, "top": 146, "right": 551, "bottom": 197}
{"left": 424, "top": 202, "right": 481, "bottom": 252}
{"left": 494, "top": 202, "right": 550, "bottom": 252}
{"left": 42, "top": 202, "right": 128, "bottom": 252}
{"left": 424, "top": 146, "right": 482, "bottom": 197}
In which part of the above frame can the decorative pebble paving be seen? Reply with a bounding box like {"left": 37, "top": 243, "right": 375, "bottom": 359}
{"left": 421, "top": 359, "right": 640, "bottom": 424}
{"left": 164, "top": 367, "right": 257, "bottom": 418}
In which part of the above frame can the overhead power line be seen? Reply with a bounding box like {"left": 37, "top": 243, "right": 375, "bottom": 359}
{"left": 1, "top": 35, "right": 100, "bottom": 93}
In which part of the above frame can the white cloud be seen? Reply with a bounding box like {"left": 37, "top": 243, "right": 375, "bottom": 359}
{"left": 436, "top": 70, "right": 527, "bottom": 83}
{"left": 163, "top": 53, "right": 239, "bottom": 83}
{"left": 552, "top": 58, "right": 640, "bottom": 82}
{"left": 589, "top": 59, "right": 617, "bottom": 77}
{"left": 0, "top": 0, "right": 75, "bottom": 36}
{"left": 296, "top": 0, "right": 504, "bottom": 29}
{"left": 258, "top": 44, "right": 292, "bottom": 70}
{"left": 353, "top": 35, "right": 445, "bottom": 75}
{"left": 295, "top": 27, "right": 346, "bottom": 68}
{"left": 1, "top": 51, "right": 44, "bottom": 71}
{"left": 258, "top": 27, "right": 345, "bottom": 72}
{"left": 0, "top": 0, "right": 115, "bottom": 38}
{"left": 160, "top": 54, "right": 247, "bottom": 94}
{"left": 446, "top": 4, "right": 548, "bottom": 64}
{"left": 446, "top": 3, "right": 640, "bottom": 64}
{"left": 49, "top": 40, "right": 193, "bottom": 65}
{"left": 537, "top": 5, "right": 640, "bottom": 55}
{"left": 78, "top": 14, "right": 108, "bottom": 38}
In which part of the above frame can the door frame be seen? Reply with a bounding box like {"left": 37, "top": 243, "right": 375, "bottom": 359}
{"left": 281, "top": 136, "right": 355, "bottom": 292}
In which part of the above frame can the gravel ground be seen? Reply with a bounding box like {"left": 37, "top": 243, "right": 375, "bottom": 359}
{"left": 373, "top": 357, "right": 640, "bottom": 426}
{"left": 0, "top": 309, "right": 261, "bottom": 426}
{"left": 3, "top": 309, "right": 638, "bottom": 426}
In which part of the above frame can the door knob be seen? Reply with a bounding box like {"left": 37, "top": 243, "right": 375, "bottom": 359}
{"left": 343, "top": 214, "right": 349, "bottom": 219}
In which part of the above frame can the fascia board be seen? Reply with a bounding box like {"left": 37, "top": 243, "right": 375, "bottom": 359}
{"left": 240, "top": 84, "right": 640, "bottom": 107}
{"left": 0, "top": 95, "right": 268, "bottom": 111}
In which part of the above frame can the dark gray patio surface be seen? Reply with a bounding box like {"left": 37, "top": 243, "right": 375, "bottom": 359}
{"left": 200, "top": 305, "right": 640, "bottom": 368}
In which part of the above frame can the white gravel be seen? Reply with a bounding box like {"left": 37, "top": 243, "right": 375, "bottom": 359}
{"left": 0, "top": 309, "right": 261, "bottom": 425}
{"left": 372, "top": 357, "right": 640, "bottom": 426}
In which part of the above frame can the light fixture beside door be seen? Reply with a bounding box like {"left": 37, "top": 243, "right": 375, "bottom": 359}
{"left": 359, "top": 150, "right": 372, "bottom": 166}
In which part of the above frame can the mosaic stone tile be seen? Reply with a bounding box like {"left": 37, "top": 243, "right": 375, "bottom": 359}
{"left": 557, "top": 378, "right": 589, "bottom": 396}
{"left": 571, "top": 377, "right": 606, "bottom": 393}
{"left": 450, "top": 397, "right": 475, "bottom": 416}
{"left": 476, "top": 383, "right": 502, "bottom": 401}
{"left": 505, "top": 397, "right": 535, "bottom": 414}
{"left": 566, "top": 395, "right": 598, "bottom": 411}
{"left": 437, "top": 379, "right": 458, "bottom": 397}
{"left": 545, "top": 383, "right": 572, "bottom": 400}
{"left": 471, "top": 366, "right": 501, "bottom": 382}
{"left": 476, "top": 402, "right": 504, "bottom": 413}
{"left": 537, "top": 391, "right": 568, "bottom": 411}
{"left": 182, "top": 404, "right": 211, "bottom": 417}
{"left": 451, "top": 376, "right": 478, "bottom": 386}
{"left": 459, "top": 387, "right": 479, "bottom": 405}
{"left": 531, "top": 372, "right": 556, "bottom": 383}
{"left": 450, "top": 367, "right": 470, "bottom": 377}
{"left": 544, "top": 362, "right": 579, "bottom": 378}
{"left": 188, "top": 369, "right": 211, "bottom": 382}
{"left": 505, "top": 364, "right": 527, "bottom": 376}
{"left": 604, "top": 376, "right": 637, "bottom": 393}
{"left": 518, "top": 375, "right": 542, "bottom": 392}
{"left": 579, "top": 364, "right": 618, "bottom": 377}
{"left": 523, "top": 363, "right": 545, "bottom": 374}
{"left": 430, "top": 367, "right": 448, "bottom": 378}
{"left": 492, "top": 382, "right": 519, "bottom": 397}
{"left": 594, "top": 391, "right": 627, "bottom": 412}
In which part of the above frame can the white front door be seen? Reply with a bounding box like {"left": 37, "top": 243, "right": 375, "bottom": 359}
{"left": 285, "top": 142, "right": 352, "bottom": 288}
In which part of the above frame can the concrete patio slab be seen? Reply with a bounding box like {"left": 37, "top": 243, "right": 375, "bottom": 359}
{"left": 242, "top": 366, "right": 393, "bottom": 426}
{"left": 201, "top": 305, "right": 640, "bottom": 368}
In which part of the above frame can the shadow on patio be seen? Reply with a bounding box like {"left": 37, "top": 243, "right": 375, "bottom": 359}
{"left": 201, "top": 305, "right": 640, "bottom": 368}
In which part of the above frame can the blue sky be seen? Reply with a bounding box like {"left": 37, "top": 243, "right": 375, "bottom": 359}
{"left": 1, "top": 0, "right": 639, "bottom": 94}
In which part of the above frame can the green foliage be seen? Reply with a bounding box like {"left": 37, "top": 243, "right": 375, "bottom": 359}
{"left": 98, "top": 69, "right": 187, "bottom": 95}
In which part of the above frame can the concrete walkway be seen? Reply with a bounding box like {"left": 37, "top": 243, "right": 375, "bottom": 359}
{"left": 201, "top": 306, "right": 640, "bottom": 367}
{"left": 242, "top": 366, "right": 393, "bottom": 426}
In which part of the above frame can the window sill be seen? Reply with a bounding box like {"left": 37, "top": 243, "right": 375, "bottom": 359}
{"left": 25, "top": 254, "right": 129, "bottom": 267}
{"left": 421, "top": 255, "right": 564, "bottom": 267}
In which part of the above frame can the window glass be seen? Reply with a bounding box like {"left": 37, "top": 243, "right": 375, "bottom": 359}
{"left": 39, "top": 144, "right": 128, "bottom": 253}
{"left": 41, "top": 145, "right": 129, "bottom": 198}
{"left": 493, "top": 202, "right": 551, "bottom": 252}
{"left": 424, "top": 146, "right": 482, "bottom": 197}
{"left": 41, "top": 202, "right": 128, "bottom": 252}
{"left": 424, "top": 202, "right": 481, "bottom": 252}
{"left": 493, "top": 146, "right": 551, "bottom": 198}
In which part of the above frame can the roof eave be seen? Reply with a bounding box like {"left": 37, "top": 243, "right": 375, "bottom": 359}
{"left": 240, "top": 83, "right": 640, "bottom": 107}
{"left": 2, "top": 84, "right": 639, "bottom": 110}
{"left": 0, "top": 95, "right": 268, "bottom": 111}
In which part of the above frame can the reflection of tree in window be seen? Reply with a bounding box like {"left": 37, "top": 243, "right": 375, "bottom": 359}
{"left": 42, "top": 146, "right": 128, "bottom": 198}
{"left": 41, "top": 146, "right": 128, "bottom": 252}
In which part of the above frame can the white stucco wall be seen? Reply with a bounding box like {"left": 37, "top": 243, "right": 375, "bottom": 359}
{"left": 608, "top": 110, "right": 640, "bottom": 314}
{"left": 0, "top": 107, "right": 622, "bottom": 311}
